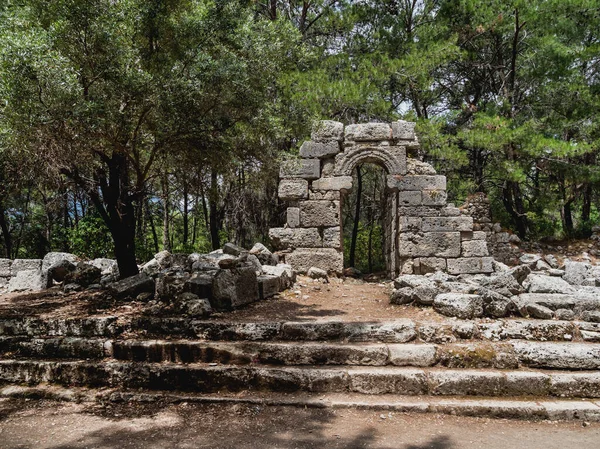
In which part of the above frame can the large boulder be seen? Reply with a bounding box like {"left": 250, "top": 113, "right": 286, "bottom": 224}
{"left": 89, "top": 258, "right": 119, "bottom": 277}
{"left": 155, "top": 270, "right": 190, "bottom": 300}
{"left": 47, "top": 259, "right": 77, "bottom": 283}
{"left": 249, "top": 243, "right": 277, "bottom": 266}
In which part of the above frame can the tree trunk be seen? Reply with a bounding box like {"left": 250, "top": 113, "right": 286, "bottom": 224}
{"left": 502, "top": 180, "right": 528, "bottom": 239}
{"left": 161, "top": 173, "right": 171, "bottom": 252}
{"left": 349, "top": 166, "right": 362, "bottom": 268}
{"left": 0, "top": 200, "right": 12, "bottom": 258}
{"left": 209, "top": 169, "right": 221, "bottom": 250}
{"left": 182, "top": 177, "right": 189, "bottom": 247}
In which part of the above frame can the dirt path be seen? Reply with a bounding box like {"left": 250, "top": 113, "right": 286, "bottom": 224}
{"left": 1, "top": 399, "right": 599, "bottom": 449}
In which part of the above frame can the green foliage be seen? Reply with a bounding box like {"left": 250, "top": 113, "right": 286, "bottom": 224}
{"left": 69, "top": 214, "right": 114, "bottom": 259}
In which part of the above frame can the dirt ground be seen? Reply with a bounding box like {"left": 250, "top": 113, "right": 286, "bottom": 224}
{"left": 0, "top": 398, "right": 599, "bottom": 449}
{"left": 0, "top": 277, "right": 451, "bottom": 323}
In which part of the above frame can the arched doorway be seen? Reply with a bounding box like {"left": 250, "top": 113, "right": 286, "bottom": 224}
{"left": 342, "top": 162, "right": 388, "bottom": 276}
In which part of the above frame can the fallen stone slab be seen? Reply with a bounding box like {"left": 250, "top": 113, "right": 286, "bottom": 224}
{"left": 108, "top": 273, "right": 155, "bottom": 299}
{"left": 523, "top": 274, "right": 574, "bottom": 294}
{"left": 433, "top": 293, "right": 483, "bottom": 319}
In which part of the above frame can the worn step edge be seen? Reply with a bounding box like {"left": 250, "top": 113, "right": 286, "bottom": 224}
{"left": 1, "top": 360, "right": 600, "bottom": 398}
{"left": 3, "top": 338, "right": 600, "bottom": 371}
{"left": 1, "top": 317, "right": 593, "bottom": 344}
{"left": 2, "top": 385, "right": 600, "bottom": 422}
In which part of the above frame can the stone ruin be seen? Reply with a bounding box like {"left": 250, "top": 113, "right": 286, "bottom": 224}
{"left": 269, "top": 120, "right": 494, "bottom": 277}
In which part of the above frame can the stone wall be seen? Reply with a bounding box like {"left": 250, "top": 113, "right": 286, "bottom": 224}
{"left": 460, "top": 193, "right": 522, "bottom": 266}
{"left": 270, "top": 120, "right": 494, "bottom": 276}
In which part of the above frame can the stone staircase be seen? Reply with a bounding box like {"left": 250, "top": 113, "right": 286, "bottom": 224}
{"left": 2, "top": 315, "right": 600, "bottom": 421}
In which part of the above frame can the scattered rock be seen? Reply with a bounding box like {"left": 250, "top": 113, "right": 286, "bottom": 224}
{"left": 307, "top": 267, "right": 329, "bottom": 280}
{"left": 108, "top": 273, "right": 155, "bottom": 299}
{"left": 522, "top": 274, "right": 574, "bottom": 294}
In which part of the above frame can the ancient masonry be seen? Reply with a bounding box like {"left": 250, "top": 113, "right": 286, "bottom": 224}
{"left": 269, "top": 120, "right": 494, "bottom": 276}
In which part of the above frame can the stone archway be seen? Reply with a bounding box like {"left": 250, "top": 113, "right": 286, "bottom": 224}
{"left": 270, "top": 120, "right": 494, "bottom": 277}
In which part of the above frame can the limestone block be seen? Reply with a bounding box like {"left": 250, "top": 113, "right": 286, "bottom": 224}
{"left": 323, "top": 227, "right": 341, "bottom": 249}
{"left": 397, "top": 206, "right": 441, "bottom": 217}
{"left": 388, "top": 175, "right": 446, "bottom": 191}
{"left": 461, "top": 240, "right": 489, "bottom": 257}
{"left": 299, "top": 200, "right": 340, "bottom": 227}
{"left": 268, "top": 227, "right": 322, "bottom": 250}
{"left": 391, "top": 120, "right": 416, "bottom": 140}
{"left": 311, "top": 120, "right": 344, "bottom": 141}
{"left": 258, "top": 274, "right": 281, "bottom": 300}
{"left": 321, "top": 158, "right": 335, "bottom": 176}
{"left": 278, "top": 179, "right": 309, "bottom": 200}
{"left": 422, "top": 190, "right": 448, "bottom": 206}
{"left": 345, "top": 123, "right": 392, "bottom": 141}
{"left": 441, "top": 206, "right": 461, "bottom": 217}
{"left": 564, "top": 260, "right": 592, "bottom": 286}
{"left": 523, "top": 274, "right": 574, "bottom": 294}
{"left": 286, "top": 248, "right": 344, "bottom": 274}
{"left": 416, "top": 258, "right": 447, "bottom": 274}
{"left": 398, "top": 191, "right": 422, "bottom": 206}
{"left": 398, "top": 217, "right": 422, "bottom": 233}
{"left": 212, "top": 266, "right": 259, "bottom": 310}
{"left": 312, "top": 176, "right": 353, "bottom": 191}
{"left": 8, "top": 269, "right": 49, "bottom": 292}
{"left": 433, "top": 293, "right": 484, "bottom": 319}
{"left": 406, "top": 158, "right": 436, "bottom": 175}
{"left": 473, "top": 231, "right": 487, "bottom": 240}
{"left": 422, "top": 216, "right": 473, "bottom": 232}
{"left": 447, "top": 257, "right": 494, "bottom": 274}
{"left": 11, "top": 259, "right": 42, "bottom": 276}
{"left": 287, "top": 207, "right": 300, "bottom": 228}
{"left": 334, "top": 145, "right": 406, "bottom": 176}
{"left": 280, "top": 159, "right": 320, "bottom": 179}
{"left": 398, "top": 232, "right": 461, "bottom": 258}
{"left": 299, "top": 140, "right": 341, "bottom": 158}
{"left": 0, "top": 259, "right": 11, "bottom": 277}
{"left": 309, "top": 190, "right": 341, "bottom": 201}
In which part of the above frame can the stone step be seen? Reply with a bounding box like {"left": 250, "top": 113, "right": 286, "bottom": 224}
{"left": 2, "top": 316, "right": 595, "bottom": 344}
{"left": 3, "top": 385, "right": 600, "bottom": 422}
{"left": 3, "top": 338, "right": 600, "bottom": 370}
{"left": 1, "top": 359, "right": 600, "bottom": 398}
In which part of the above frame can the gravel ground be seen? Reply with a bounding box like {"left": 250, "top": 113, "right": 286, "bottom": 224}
{"left": 1, "top": 398, "right": 599, "bottom": 449}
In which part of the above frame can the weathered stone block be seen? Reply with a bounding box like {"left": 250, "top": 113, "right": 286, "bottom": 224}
{"left": 388, "top": 175, "right": 446, "bottom": 191}
{"left": 108, "top": 273, "right": 155, "bottom": 299}
{"left": 287, "top": 207, "right": 300, "bottom": 228}
{"left": 7, "top": 269, "right": 49, "bottom": 292}
{"left": 285, "top": 248, "right": 343, "bottom": 274}
{"left": 422, "top": 190, "right": 448, "bottom": 206}
{"left": 268, "top": 227, "right": 322, "bottom": 250}
{"left": 258, "top": 274, "right": 281, "bottom": 300}
{"left": 299, "top": 200, "right": 340, "bottom": 227}
{"left": 398, "top": 191, "right": 422, "bottom": 206}
{"left": 461, "top": 240, "right": 489, "bottom": 257}
{"left": 441, "top": 207, "right": 461, "bottom": 217}
{"left": 398, "top": 217, "right": 422, "bottom": 232}
{"left": 280, "top": 159, "right": 320, "bottom": 179}
{"left": 278, "top": 179, "right": 308, "bottom": 200}
{"left": 433, "top": 293, "right": 484, "bottom": 319}
{"left": 398, "top": 232, "right": 461, "bottom": 258}
{"left": 416, "top": 258, "right": 447, "bottom": 274}
{"left": 323, "top": 227, "right": 341, "bottom": 249}
{"left": 312, "top": 176, "right": 353, "bottom": 191}
{"left": 391, "top": 120, "right": 416, "bottom": 140}
{"left": 311, "top": 120, "right": 344, "bottom": 141}
{"left": 397, "top": 206, "right": 441, "bottom": 217}
{"left": 212, "top": 266, "right": 259, "bottom": 310}
{"left": 262, "top": 263, "right": 296, "bottom": 290}
{"left": 345, "top": 123, "right": 392, "bottom": 141}
{"left": 422, "top": 216, "right": 473, "bottom": 232}
{"left": 0, "top": 259, "right": 11, "bottom": 278}
{"left": 321, "top": 158, "right": 335, "bottom": 176}
{"left": 447, "top": 257, "right": 494, "bottom": 274}
{"left": 299, "top": 141, "right": 341, "bottom": 158}
{"left": 185, "top": 273, "right": 214, "bottom": 299}
{"left": 309, "top": 190, "right": 341, "bottom": 201}
{"left": 11, "top": 259, "right": 42, "bottom": 276}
